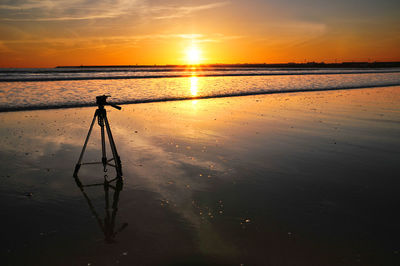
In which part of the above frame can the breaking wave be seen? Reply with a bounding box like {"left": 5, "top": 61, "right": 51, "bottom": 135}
{"left": 0, "top": 69, "right": 399, "bottom": 112}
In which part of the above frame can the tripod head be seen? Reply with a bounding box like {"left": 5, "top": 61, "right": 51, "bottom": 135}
{"left": 96, "top": 95, "right": 122, "bottom": 110}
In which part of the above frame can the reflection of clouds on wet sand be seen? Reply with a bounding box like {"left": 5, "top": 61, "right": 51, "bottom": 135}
{"left": 122, "top": 146, "right": 238, "bottom": 258}
{"left": 115, "top": 122, "right": 233, "bottom": 244}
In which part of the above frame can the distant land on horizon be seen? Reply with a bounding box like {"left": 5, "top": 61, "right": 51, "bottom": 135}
{"left": 56, "top": 62, "right": 400, "bottom": 69}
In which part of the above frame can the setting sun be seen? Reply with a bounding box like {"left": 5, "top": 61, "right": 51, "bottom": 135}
{"left": 185, "top": 46, "right": 202, "bottom": 65}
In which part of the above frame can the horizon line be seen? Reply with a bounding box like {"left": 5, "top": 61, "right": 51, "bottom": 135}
{"left": 54, "top": 61, "right": 400, "bottom": 69}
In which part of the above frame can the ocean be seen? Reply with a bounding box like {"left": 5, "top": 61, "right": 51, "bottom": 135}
{"left": 1, "top": 66, "right": 400, "bottom": 111}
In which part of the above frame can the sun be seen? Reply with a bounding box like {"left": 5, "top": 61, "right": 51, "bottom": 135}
{"left": 185, "top": 46, "right": 202, "bottom": 65}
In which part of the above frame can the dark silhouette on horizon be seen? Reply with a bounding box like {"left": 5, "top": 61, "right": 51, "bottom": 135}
{"left": 56, "top": 61, "right": 400, "bottom": 69}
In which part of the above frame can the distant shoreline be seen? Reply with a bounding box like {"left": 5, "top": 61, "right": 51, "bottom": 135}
{"left": 56, "top": 62, "right": 400, "bottom": 69}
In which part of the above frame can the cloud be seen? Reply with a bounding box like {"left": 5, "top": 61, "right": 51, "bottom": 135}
{"left": 1, "top": 32, "right": 241, "bottom": 45}
{"left": 150, "top": 1, "right": 230, "bottom": 20}
{"left": 0, "top": 0, "right": 139, "bottom": 21}
{"left": 0, "top": 1, "right": 49, "bottom": 10}
{"left": 0, "top": 13, "right": 124, "bottom": 22}
{"left": 0, "top": 0, "right": 230, "bottom": 22}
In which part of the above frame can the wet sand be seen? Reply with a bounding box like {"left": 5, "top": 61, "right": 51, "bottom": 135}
{"left": 1, "top": 86, "right": 399, "bottom": 265}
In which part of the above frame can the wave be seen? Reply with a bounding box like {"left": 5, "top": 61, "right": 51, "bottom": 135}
{"left": 1, "top": 83, "right": 398, "bottom": 113}
{"left": 1, "top": 69, "right": 400, "bottom": 82}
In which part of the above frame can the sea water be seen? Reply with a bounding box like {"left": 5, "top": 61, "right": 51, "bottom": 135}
{"left": 1, "top": 66, "right": 399, "bottom": 111}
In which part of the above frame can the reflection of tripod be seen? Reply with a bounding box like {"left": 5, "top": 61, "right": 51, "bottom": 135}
{"left": 73, "top": 95, "right": 123, "bottom": 177}
{"left": 74, "top": 174, "right": 127, "bottom": 243}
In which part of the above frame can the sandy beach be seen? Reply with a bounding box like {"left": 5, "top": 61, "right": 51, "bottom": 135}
{"left": 1, "top": 86, "right": 399, "bottom": 265}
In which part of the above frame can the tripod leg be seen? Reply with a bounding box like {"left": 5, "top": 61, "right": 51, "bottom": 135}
{"left": 99, "top": 114, "right": 107, "bottom": 172}
{"left": 104, "top": 114, "right": 123, "bottom": 177}
{"left": 74, "top": 112, "right": 97, "bottom": 177}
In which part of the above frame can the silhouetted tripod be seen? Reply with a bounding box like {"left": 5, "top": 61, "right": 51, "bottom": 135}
{"left": 73, "top": 95, "right": 123, "bottom": 177}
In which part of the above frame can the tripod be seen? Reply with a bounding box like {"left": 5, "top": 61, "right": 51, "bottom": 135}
{"left": 73, "top": 95, "right": 123, "bottom": 177}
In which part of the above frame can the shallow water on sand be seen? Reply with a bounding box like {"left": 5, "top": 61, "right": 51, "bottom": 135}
{"left": 0, "top": 86, "right": 400, "bottom": 265}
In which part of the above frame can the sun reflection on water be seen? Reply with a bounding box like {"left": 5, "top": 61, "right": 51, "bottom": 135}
{"left": 190, "top": 76, "right": 198, "bottom": 96}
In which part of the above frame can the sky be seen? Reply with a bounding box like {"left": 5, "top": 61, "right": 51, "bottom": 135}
{"left": 0, "top": 0, "right": 399, "bottom": 67}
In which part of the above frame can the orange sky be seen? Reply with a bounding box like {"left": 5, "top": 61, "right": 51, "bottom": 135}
{"left": 0, "top": 0, "right": 399, "bottom": 67}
